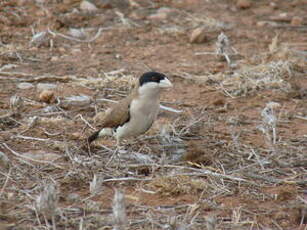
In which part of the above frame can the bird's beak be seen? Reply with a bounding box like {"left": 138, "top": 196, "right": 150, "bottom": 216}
{"left": 159, "top": 77, "right": 173, "bottom": 88}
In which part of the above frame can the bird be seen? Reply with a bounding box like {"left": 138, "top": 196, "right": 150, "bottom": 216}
{"left": 87, "top": 71, "right": 173, "bottom": 146}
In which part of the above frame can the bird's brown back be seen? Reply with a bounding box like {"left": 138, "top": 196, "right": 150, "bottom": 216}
{"left": 99, "top": 89, "right": 138, "bottom": 129}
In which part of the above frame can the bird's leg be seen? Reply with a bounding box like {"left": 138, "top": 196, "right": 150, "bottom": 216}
{"left": 106, "top": 137, "right": 122, "bottom": 167}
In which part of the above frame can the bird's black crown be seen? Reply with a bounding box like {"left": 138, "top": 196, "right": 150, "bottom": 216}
{"left": 139, "top": 71, "right": 166, "bottom": 86}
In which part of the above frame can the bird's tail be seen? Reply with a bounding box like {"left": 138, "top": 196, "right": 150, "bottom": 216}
{"left": 87, "top": 130, "right": 100, "bottom": 143}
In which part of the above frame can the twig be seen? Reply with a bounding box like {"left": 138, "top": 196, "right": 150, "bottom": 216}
{"left": 47, "top": 27, "right": 108, "bottom": 43}
{"left": 160, "top": 105, "right": 183, "bottom": 113}
{"left": 0, "top": 167, "right": 12, "bottom": 198}
{"left": 0, "top": 72, "right": 78, "bottom": 82}
{"left": 102, "top": 177, "right": 153, "bottom": 183}
{"left": 218, "top": 86, "right": 234, "bottom": 99}
{"left": 294, "top": 115, "right": 307, "bottom": 121}
{"left": 76, "top": 114, "right": 96, "bottom": 130}
{"left": 96, "top": 98, "right": 181, "bottom": 113}
{"left": 245, "top": 172, "right": 280, "bottom": 184}
{"left": 2, "top": 143, "right": 63, "bottom": 169}
{"left": 250, "top": 148, "right": 265, "bottom": 170}
{"left": 14, "top": 135, "right": 50, "bottom": 142}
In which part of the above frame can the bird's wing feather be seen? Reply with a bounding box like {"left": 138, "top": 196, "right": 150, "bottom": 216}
{"left": 100, "top": 87, "right": 140, "bottom": 128}
{"left": 87, "top": 88, "right": 138, "bottom": 143}
{"left": 100, "top": 95, "right": 132, "bottom": 128}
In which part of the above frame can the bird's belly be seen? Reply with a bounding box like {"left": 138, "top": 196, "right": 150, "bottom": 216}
{"left": 116, "top": 102, "right": 159, "bottom": 140}
{"left": 116, "top": 114, "right": 156, "bottom": 139}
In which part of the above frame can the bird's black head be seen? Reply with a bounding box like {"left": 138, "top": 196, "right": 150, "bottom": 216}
{"left": 139, "top": 72, "right": 166, "bottom": 86}
{"left": 139, "top": 72, "right": 172, "bottom": 89}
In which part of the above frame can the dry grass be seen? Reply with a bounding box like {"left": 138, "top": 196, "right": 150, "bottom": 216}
{"left": 0, "top": 77, "right": 306, "bottom": 228}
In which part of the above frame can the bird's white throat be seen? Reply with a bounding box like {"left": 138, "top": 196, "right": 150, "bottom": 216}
{"left": 138, "top": 82, "right": 161, "bottom": 99}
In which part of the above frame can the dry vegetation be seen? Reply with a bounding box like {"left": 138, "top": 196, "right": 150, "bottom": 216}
{"left": 0, "top": 0, "right": 306, "bottom": 229}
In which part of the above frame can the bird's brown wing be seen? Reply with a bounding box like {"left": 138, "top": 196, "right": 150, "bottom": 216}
{"left": 87, "top": 92, "right": 136, "bottom": 143}
{"left": 100, "top": 95, "right": 133, "bottom": 128}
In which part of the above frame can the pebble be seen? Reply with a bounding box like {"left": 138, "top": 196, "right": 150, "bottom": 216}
{"left": 157, "top": 7, "right": 174, "bottom": 15}
{"left": 69, "top": 28, "right": 87, "bottom": 39}
{"left": 80, "top": 0, "right": 98, "bottom": 13}
{"left": 236, "top": 0, "right": 252, "bottom": 9}
{"left": 37, "top": 83, "right": 57, "bottom": 91}
{"left": 70, "top": 132, "right": 83, "bottom": 140}
{"left": 51, "top": 56, "right": 59, "bottom": 62}
{"left": 190, "top": 27, "right": 207, "bottom": 43}
{"left": 42, "top": 105, "right": 59, "bottom": 113}
{"left": 291, "top": 16, "right": 303, "bottom": 26}
{"left": 39, "top": 90, "right": 55, "bottom": 103}
{"left": 257, "top": 21, "right": 276, "bottom": 27}
{"left": 269, "top": 2, "right": 278, "bottom": 9}
{"left": 66, "top": 193, "right": 81, "bottom": 202}
{"left": 17, "top": 82, "right": 34, "bottom": 89}
{"left": 30, "top": 31, "right": 48, "bottom": 47}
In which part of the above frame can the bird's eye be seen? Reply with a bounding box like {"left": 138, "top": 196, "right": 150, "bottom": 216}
{"left": 152, "top": 76, "right": 160, "bottom": 82}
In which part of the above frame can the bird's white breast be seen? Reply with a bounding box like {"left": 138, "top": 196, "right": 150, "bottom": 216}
{"left": 115, "top": 96, "right": 160, "bottom": 140}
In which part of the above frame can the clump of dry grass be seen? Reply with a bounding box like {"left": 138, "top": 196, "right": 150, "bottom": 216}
{"left": 89, "top": 174, "right": 103, "bottom": 195}
{"left": 147, "top": 175, "right": 208, "bottom": 196}
{"left": 112, "top": 189, "right": 128, "bottom": 230}
{"left": 77, "top": 69, "right": 136, "bottom": 90}
{"left": 219, "top": 60, "right": 293, "bottom": 96}
{"left": 258, "top": 102, "right": 280, "bottom": 146}
{"left": 0, "top": 151, "right": 10, "bottom": 170}
{"left": 35, "top": 183, "right": 58, "bottom": 229}
{"left": 178, "top": 59, "right": 295, "bottom": 97}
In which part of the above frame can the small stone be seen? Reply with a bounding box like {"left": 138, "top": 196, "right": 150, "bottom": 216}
{"left": 80, "top": 0, "right": 98, "bottom": 13}
{"left": 157, "top": 7, "right": 174, "bottom": 15}
{"left": 291, "top": 16, "right": 303, "bottom": 26}
{"left": 39, "top": 90, "right": 55, "bottom": 104}
{"left": 70, "top": 132, "right": 83, "bottom": 140}
{"left": 66, "top": 193, "right": 80, "bottom": 202}
{"left": 17, "top": 82, "right": 34, "bottom": 89}
{"left": 58, "top": 47, "right": 66, "bottom": 52}
{"left": 72, "top": 48, "right": 82, "bottom": 54}
{"left": 51, "top": 56, "right": 59, "bottom": 62}
{"left": 7, "top": 192, "right": 14, "bottom": 200}
{"left": 30, "top": 31, "right": 48, "bottom": 47}
{"left": 257, "top": 21, "right": 275, "bottom": 27}
{"left": 236, "top": 0, "right": 252, "bottom": 9}
{"left": 190, "top": 27, "right": 207, "bottom": 43}
{"left": 37, "top": 83, "right": 57, "bottom": 91}
{"left": 269, "top": 2, "right": 278, "bottom": 9}
{"left": 69, "top": 28, "right": 87, "bottom": 39}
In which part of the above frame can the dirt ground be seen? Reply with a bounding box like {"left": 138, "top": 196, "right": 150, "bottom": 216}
{"left": 0, "top": 0, "right": 306, "bottom": 229}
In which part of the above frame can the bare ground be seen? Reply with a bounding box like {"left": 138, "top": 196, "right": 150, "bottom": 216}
{"left": 0, "top": 0, "right": 306, "bottom": 229}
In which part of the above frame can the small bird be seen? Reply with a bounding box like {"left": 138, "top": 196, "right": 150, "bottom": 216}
{"left": 87, "top": 71, "right": 173, "bottom": 146}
